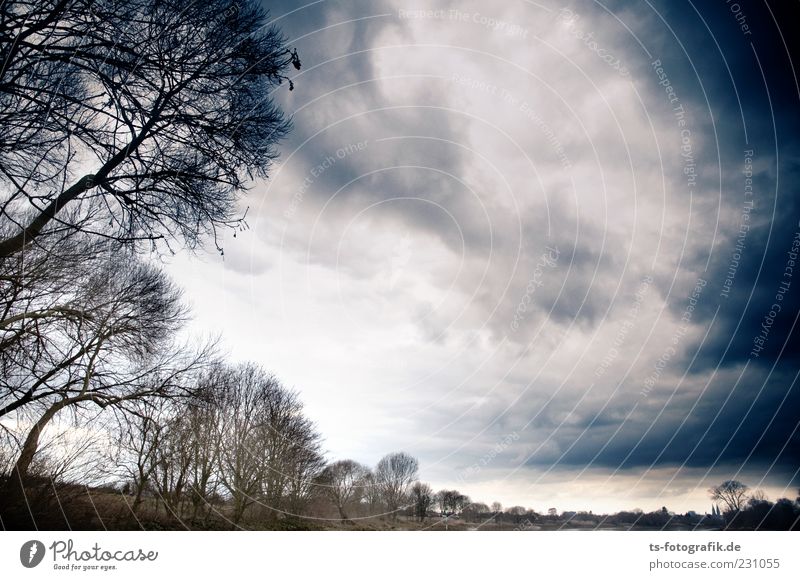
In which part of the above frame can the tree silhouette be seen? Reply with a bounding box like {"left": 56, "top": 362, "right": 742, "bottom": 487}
{"left": 410, "top": 481, "right": 434, "bottom": 521}
{"left": 374, "top": 451, "right": 418, "bottom": 519}
{"left": 709, "top": 480, "right": 749, "bottom": 513}
{"left": 317, "top": 460, "right": 370, "bottom": 522}
{"left": 0, "top": 0, "right": 300, "bottom": 257}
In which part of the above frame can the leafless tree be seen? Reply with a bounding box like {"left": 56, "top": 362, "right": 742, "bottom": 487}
{"left": 0, "top": 229, "right": 107, "bottom": 406}
{"left": 111, "top": 365, "right": 226, "bottom": 523}
{"left": 1, "top": 251, "right": 213, "bottom": 492}
{"left": 279, "top": 417, "right": 326, "bottom": 517}
{"left": 215, "top": 364, "right": 266, "bottom": 525}
{"left": 374, "top": 451, "right": 419, "bottom": 519}
{"left": 111, "top": 400, "right": 170, "bottom": 515}
{"left": 0, "top": 429, "right": 17, "bottom": 478}
{"left": 462, "top": 502, "right": 489, "bottom": 523}
{"left": 0, "top": 0, "right": 300, "bottom": 257}
{"left": 505, "top": 505, "right": 529, "bottom": 525}
{"left": 709, "top": 480, "right": 750, "bottom": 513}
{"left": 255, "top": 384, "right": 321, "bottom": 518}
{"left": 151, "top": 413, "right": 194, "bottom": 520}
{"left": 0, "top": 1, "right": 315, "bottom": 530}
{"left": 213, "top": 363, "right": 323, "bottom": 525}
{"left": 436, "top": 489, "right": 470, "bottom": 518}
{"left": 317, "top": 460, "right": 370, "bottom": 522}
{"left": 360, "top": 471, "right": 383, "bottom": 515}
{"left": 410, "top": 481, "right": 434, "bottom": 522}
{"left": 182, "top": 383, "right": 225, "bottom": 523}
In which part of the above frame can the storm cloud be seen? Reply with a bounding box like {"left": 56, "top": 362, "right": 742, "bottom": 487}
{"left": 165, "top": 0, "right": 800, "bottom": 512}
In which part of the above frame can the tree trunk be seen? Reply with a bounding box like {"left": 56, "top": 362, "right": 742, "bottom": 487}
{"left": 11, "top": 398, "right": 72, "bottom": 482}
{"left": 232, "top": 494, "right": 247, "bottom": 526}
{"left": 0, "top": 398, "right": 74, "bottom": 519}
{"left": 132, "top": 481, "right": 146, "bottom": 514}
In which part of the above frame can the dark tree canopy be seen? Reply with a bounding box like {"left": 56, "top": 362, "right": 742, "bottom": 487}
{"left": 410, "top": 481, "right": 434, "bottom": 521}
{"left": 436, "top": 489, "right": 470, "bottom": 517}
{"left": 0, "top": 0, "right": 300, "bottom": 257}
{"left": 709, "top": 480, "right": 750, "bottom": 513}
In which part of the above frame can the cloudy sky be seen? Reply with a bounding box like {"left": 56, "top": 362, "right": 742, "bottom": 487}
{"left": 166, "top": 0, "right": 800, "bottom": 514}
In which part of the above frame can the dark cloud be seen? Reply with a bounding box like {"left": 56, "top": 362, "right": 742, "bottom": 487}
{"left": 178, "top": 0, "right": 800, "bottom": 508}
{"left": 518, "top": 366, "right": 800, "bottom": 471}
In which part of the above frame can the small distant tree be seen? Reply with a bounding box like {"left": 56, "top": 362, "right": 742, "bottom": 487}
{"left": 462, "top": 502, "right": 489, "bottom": 523}
{"left": 317, "top": 460, "right": 370, "bottom": 522}
{"left": 374, "top": 451, "right": 419, "bottom": 519}
{"left": 436, "top": 489, "right": 470, "bottom": 518}
{"left": 491, "top": 501, "right": 503, "bottom": 515}
{"left": 709, "top": 480, "right": 749, "bottom": 513}
{"left": 506, "top": 505, "right": 528, "bottom": 525}
{"left": 410, "top": 481, "right": 434, "bottom": 522}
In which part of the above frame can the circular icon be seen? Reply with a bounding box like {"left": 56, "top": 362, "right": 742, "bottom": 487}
{"left": 20, "top": 540, "right": 46, "bottom": 568}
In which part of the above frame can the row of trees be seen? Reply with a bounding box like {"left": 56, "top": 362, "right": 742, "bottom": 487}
{"left": 112, "top": 364, "right": 325, "bottom": 525}
{"left": 0, "top": 0, "right": 303, "bottom": 529}
{"left": 708, "top": 480, "right": 800, "bottom": 530}
{"left": 313, "top": 463, "right": 530, "bottom": 524}
{"left": 316, "top": 453, "right": 418, "bottom": 521}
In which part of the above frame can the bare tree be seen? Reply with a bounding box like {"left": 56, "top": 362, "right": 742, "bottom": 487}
{"left": 151, "top": 412, "right": 194, "bottom": 520}
{"left": 410, "top": 481, "right": 434, "bottom": 522}
{"left": 2, "top": 252, "right": 213, "bottom": 489}
{"left": 462, "top": 502, "right": 489, "bottom": 523}
{"left": 0, "top": 0, "right": 300, "bottom": 257}
{"left": 436, "top": 489, "right": 470, "bottom": 518}
{"left": 317, "top": 460, "right": 370, "bottom": 522}
{"left": 214, "top": 363, "right": 323, "bottom": 526}
{"left": 360, "top": 471, "right": 383, "bottom": 515}
{"left": 256, "top": 385, "right": 322, "bottom": 518}
{"left": 505, "top": 505, "right": 529, "bottom": 525}
{"left": 109, "top": 363, "right": 324, "bottom": 527}
{"left": 709, "top": 480, "right": 750, "bottom": 513}
{"left": 216, "top": 364, "right": 267, "bottom": 525}
{"left": 0, "top": 229, "right": 108, "bottom": 415}
{"left": 374, "top": 451, "right": 419, "bottom": 519}
{"left": 111, "top": 400, "right": 170, "bottom": 515}
{"left": 182, "top": 383, "right": 225, "bottom": 523}
{"left": 282, "top": 431, "right": 326, "bottom": 516}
